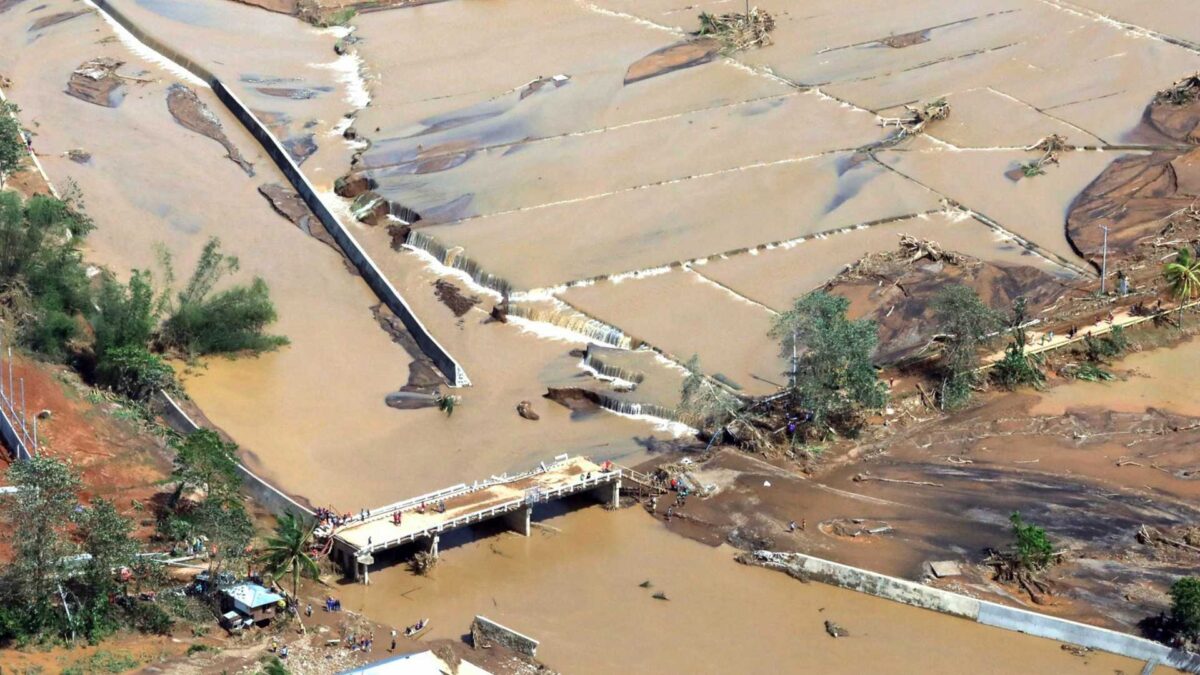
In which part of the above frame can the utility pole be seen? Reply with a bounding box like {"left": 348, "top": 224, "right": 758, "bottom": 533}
{"left": 1100, "top": 224, "right": 1110, "bottom": 295}
{"left": 791, "top": 329, "right": 798, "bottom": 389}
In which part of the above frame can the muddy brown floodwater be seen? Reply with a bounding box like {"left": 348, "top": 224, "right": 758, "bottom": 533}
{"left": 1032, "top": 337, "right": 1200, "bottom": 416}
{"left": 340, "top": 504, "right": 1151, "bottom": 674}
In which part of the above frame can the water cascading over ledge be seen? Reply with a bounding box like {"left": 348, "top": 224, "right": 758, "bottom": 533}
{"left": 405, "top": 230, "right": 515, "bottom": 297}
{"left": 506, "top": 301, "right": 634, "bottom": 349}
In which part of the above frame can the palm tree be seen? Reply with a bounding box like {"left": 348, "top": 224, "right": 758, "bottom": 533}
{"left": 259, "top": 512, "right": 320, "bottom": 602}
{"left": 1164, "top": 247, "right": 1200, "bottom": 324}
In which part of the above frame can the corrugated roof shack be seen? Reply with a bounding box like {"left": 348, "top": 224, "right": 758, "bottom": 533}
{"left": 221, "top": 583, "right": 284, "bottom": 624}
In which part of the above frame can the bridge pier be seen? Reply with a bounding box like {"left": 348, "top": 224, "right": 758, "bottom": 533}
{"left": 589, "top": 478, "right": 621, "bottom": 508}
{"left": 502, "top": 505, "right": 531, "bottom": 537}
{"left": 427, "top": 534, "right": 440, "bottom": 559}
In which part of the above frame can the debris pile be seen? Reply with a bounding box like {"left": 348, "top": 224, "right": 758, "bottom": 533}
{"left": 1015, "top": 134, "right": 1070, "bottom": 179}
{"left": 66, "top": 57, "right": 125, "bottom": 108}
{"left": 833, "top": 234, "right": 967, "bottom": 282}
{"left": 695, "top": 7, "right": 775, "bottom": 52}
{"left": 879, "top": 98, "right": 950, "bottom": 140}
{"left": 1155, "top": 73, "right": 1200, "bottom": 106}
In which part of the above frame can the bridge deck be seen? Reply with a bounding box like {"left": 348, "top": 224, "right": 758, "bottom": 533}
{"left": 332, "top": 456, "right": 615, "bottom": 555}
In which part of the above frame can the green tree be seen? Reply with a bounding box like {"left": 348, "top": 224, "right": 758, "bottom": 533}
{"left": 92, "top": 270, "right": 162, "bottom": 359}
{"left": 1164, "top": 247, "right": 1200, "bottom": 324}
{"left": 1009, "top": 511, "right": 1054, "bottom": 571}
{"left": 0, "top": 456, "right": 81, "bottom": 637}
{"left": 932, "top": 285, "right": 1002, "bottom": 409}
{"left": 0, "top": 192, "right": 93, "bottom": 360}
{"left": 1170, "top": 576, "right": 1200, "bottom": 639}
{"left": 259, "top": 512, "right": 319, "bottom": 601}
{"left": 770, "top": 292, "right": 886, "bottom": 437}
{"left": 72, "top": 499, "right": 138, "bottom": 640}
{"left": 189, "top": 498, "right": 254, "bottom": 580}
{"left": 168, "top": 429, "right": 241, "bottom": 508}
{"left": 159, "top": 238, "right": 288, "bottom": 357}
{"left": 0, "top": 102, "right": 23, "bottom": 187}
{"left": 161, "top": 429, "right": 253, "bottom": 581}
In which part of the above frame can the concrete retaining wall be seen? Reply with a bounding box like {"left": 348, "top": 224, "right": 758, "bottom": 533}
{"left": 89, "top": 0, "right": 469, "bottom": 388}
{"left": 753, "top": 551, "right": 1200, "bottom": 672}
{"left": 154, "top": 391, "right": 314, "bottom": 521}
{"left": 471, "top": 616, "right": 538, "bottom": 657}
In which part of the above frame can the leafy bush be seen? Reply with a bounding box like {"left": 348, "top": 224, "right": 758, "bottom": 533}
{"left": 95, "top": 345, "right": 175, "bottom": 402}
{"left": 1170, "top": 577, "right": 1200, "bottom": 639}
{"left": 1010, "top": 511, "right": 1054, "bottom": 571}
{"left": 126, "top": 601, "right": 173, "bottom": 635}
{"left": 1084, "top": 325, "right": 1128, "bottom": 363}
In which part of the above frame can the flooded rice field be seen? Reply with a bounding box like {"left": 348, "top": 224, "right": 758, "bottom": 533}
{"left": 6, "top": 0, "right": 1200, "bottom": 669}
{"left": 0, "top": 0, "right": 678, "bottom": 510}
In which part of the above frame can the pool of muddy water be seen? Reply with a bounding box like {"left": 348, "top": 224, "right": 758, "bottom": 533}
{"left": 339, "top": 501, "right": 1148, "bottom": 674}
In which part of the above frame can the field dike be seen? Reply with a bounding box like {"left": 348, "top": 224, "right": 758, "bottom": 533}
{"left": 506, "top": 301, "right": 633, "bottom": 349}
{"left": 582, "top": 350, "right": 646, "bottom": 388}
{"left": 746, "top": 551, "right": 1200, "bottom": 673}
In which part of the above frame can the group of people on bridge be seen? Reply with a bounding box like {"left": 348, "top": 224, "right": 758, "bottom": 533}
{"left": 389, "top": 500, "right": 447, "bottom": 526}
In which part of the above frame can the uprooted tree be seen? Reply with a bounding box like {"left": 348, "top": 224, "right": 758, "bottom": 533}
{"left": 986, "top": 511, "right": 1059, "bottom": 603}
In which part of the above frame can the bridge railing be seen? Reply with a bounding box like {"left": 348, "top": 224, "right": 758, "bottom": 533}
{"left": 341, "top": 455, "right": 582, "bottom": 530}
{"left": 352, "top": 467, "right": 621, "bottom": 554}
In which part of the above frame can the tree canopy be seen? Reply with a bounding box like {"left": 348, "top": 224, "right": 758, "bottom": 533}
{"left": 931, "top": 285, "right": 1002, "bottom": 409}
{"left": 769, "top": 292, "right": 886, "bottom": 437}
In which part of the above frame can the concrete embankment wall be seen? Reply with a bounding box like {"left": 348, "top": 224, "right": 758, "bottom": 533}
{"left": 154, "top": 391, "right": 314, "bottom": 521}
{"left": 471, "top": 616, "right": 539, "bottom": 657}
{"left": 753, "top": 551, "right": 1200, "bottom": 673}
{"left": 0, "top": 404, "right": 30, "bottom": 461}
{"left": 89, "top": 0, "right": 469, "bottom": 388}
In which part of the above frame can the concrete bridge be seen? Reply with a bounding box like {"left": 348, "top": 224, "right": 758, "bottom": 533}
{"left": 328, "top": 455, "right": 622, "bottom": 581}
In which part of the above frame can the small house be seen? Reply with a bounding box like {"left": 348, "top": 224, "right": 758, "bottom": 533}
{"left": 220, "top": 582, "right": 284, "bottom": 625}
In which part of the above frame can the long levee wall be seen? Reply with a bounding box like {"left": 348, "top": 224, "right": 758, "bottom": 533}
{"left": 154, "top": 391, "right": 314, "bottom": 522}
{"left": 752, "top": 551, "right": 1200, "bottom": 673}
{"left": 89, "top": 0, "right": 469, "bottom": 388}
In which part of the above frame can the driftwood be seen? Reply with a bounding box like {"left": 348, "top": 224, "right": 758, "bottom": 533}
{"left": 983, "top": 550, "right": 1059, "bottom": 604}
{"left": 852, "top": 472, "right": 943, "bottom": 488}
{"left": 1155, "top": 73, "right": 1200, "bottom": 106}
{"left": 696, "top": 8, "right": 776, "bottom": 52}
{"left": 879, "top": 99, "right": 950, "bottom": 139}
{"left": 1137, "top": 524, "right": 1200, "bottom": 554}
{"left": 1019, "top": 134, "right": 1070, "bottom": 177}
